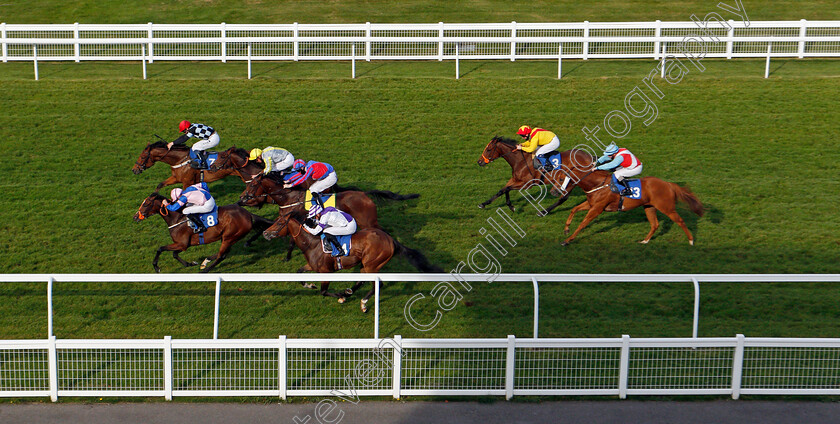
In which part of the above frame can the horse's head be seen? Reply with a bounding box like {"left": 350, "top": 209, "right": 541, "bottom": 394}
{"left": 132, "top": 141, "right": 185, "bottom": 174}
{"left": 238, "top": 174, "right": 267, "bottom": 207}
{"left": 134, "top": 192, "right": 168, "bottom": 222}
{"left": 210, "top": 146, "right": 249, "bottom": 172}
{"left": 478, "top": 136, "right": 517, "bottom": 167}
{"left": 263, "top": 211, "right": 298, "bottom": 241}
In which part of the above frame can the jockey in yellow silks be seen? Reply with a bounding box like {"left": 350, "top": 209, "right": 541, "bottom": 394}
{"left": 515, "top": 125, "right": 560, "bottom": 172}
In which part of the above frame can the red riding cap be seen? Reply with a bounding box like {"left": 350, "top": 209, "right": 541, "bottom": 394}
{"left": 179, "top": 120, "right": 191, "bottom": 132}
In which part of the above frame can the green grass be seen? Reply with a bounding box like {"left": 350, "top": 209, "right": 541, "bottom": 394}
{"left": 4, "top": 0, "right": 839, "bottom": 24}
{"left": 0, "top": 56, "right": 839, "bottom": 341}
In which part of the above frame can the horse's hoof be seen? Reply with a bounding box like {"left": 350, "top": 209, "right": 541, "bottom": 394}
{"left": 244, "top": 242, "right": 251, "bottom": 248}
{"left": 154, "top": 266, "right": 161, "bottom": 273}
{"left": 563, "top": 229, "right": 570, "bottom": 235}
{"left": 560, "top": 241, "right": 570, "bottom": 247}
{"left": 343, "top": 288, "right": 354, "bottom": 296}
{"left": 536, "top": 210, "right": 547, "bottom": 217}
{"left": 508, "top": 206, "right": 516, "bottom": 213}
{"left": 302, "top": 283, "right": 317, "bottom": 289}
{"left": 337, "top": 297, "right": 346, "bottom": 304}
{"left": 689, "top": 240, "right": 695, "bottom": 246}
{"left": 189, "top": 261, "right": 198, "bottom": 266}
{"left": 478, "top": 204, "right": 486, "bottom": 209}
{"left": 639, "top": 240, "right": 650, "bottom": 244}
{"left": 361, "top": 300, "right": 369, "bottom": 313}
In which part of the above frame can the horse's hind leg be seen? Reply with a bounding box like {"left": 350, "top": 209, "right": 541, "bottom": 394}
{"left": 200, "top": 240, "right": 235, "bottom": 273}
{"left": 659, "top": 206, "right": 695, "bottom": 245}
{"left": 639, "top": 206, "right": 660, "bottom": 244}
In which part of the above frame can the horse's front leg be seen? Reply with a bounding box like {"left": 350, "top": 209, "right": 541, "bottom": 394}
{"left": 155, "top": 174, "right": 179, "bottom": 192}
{"left": 172, "top": 251, "right": 198, "bottom": 267}
{"left": 296, "top": 264, "right": 318, "bottom": 289}
{"left": 539, "top": 191, "right": 572, "bottom": 217}
{"left": 320, "top": 282, "right": 345, "bottom": 300}
{"left": 479, "top": 186, "right": 511, "bottom": 209}
{"left": 561, "top": 201, "right": 608, "bottom": 245}
{"left": 504, "top": 189, "right": 515, "bottom": 212}
{"left": 284, "top": 238, "right": 295, "bottom": 262}
{"left": 200, "top": 240, "right": 234, "bottom": 273}
{"left": 153, "top": 243, "right": 187, "bottom": 273}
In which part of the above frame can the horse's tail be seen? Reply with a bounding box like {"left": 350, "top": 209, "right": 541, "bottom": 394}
{"left": 670, "top": 183, "right": 705, "bottom": 217}
{"left": 250, "top": 213, "right": 275, "bottom": 231}
{"left": 393, "top": 239, "right": 443, "bottom": 273}
{"left": 333, "top": 185, "right": 420, "bottom": 201}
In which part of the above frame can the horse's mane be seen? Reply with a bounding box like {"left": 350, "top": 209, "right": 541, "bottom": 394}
{"left": 232, "top": 146, "right": 250, "bottom": 158}
{"left": 149, "top": 141, "right": 189, "bottom": 151}
{"left": 492, "top": 135, "right": 518, "bottom": 146}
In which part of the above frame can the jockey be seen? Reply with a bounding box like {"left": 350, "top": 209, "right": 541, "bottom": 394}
{"left": 164, "top": 182, "right": 216, "bottom": 233}
{"left": 302, "top": 204, "right": 357, "bottom": 257}
{"left": 167, "top": 120, "right": 220, "bottom": 170}
{"left": 249, "top": 147, "right": 295, "bottom": 181}
{"left": 515, "top": 125, "right": 561, "bottom": 172}
{"left": 595, "top": 143, "right": 643, "bottom": 196}
{"left": 284, "top": 160, "right": 337, "bottom": 208}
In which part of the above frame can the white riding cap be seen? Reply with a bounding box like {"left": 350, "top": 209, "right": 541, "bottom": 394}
{"left": 170, "top": 188, "right": 183, "bottom": 201}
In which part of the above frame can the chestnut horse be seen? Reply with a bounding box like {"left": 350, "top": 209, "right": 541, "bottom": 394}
{"left": 209, "top": 146, "right": 274, "bottom": 185}
{"left": 263, "top": 210, "right": 442, "bottom": 312}
{"left": 558, "top": 170, "right": 705, "bottom": 245}
{"left": 134, "top": 192, "right": 274, "bottom": 273}
{"left": 132, "top": 141, "right": 238, "bottom": 191}
{"left": 477, "top": 136, "right": 595, "bottom": 216}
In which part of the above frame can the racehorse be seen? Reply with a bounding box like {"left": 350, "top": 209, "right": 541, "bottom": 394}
{"left": 208, "top": 146, "right": 273, "bottom": 185}
{"left": 133, "top": 192, "right": 275, "bottom": 273}
{"left": 132, "top": 141, "right": 238, "bottom": 191}
{"left": 262, "top": 210, "right": 443, "bottom": 312}
{"left": 558, "top": 170, "right": 705, "bottom": 245}
{"left": 477, "top": 136, "right": 595, "bottom": 216}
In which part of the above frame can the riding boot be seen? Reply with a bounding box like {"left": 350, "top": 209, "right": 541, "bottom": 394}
{"left": 311, "top": 192, "right": 325, "bottom": 208}
{"left": 540, "top": 155, "right": 554, "bottom": 172}
{"left": 618, "top": 179, "right": 632, "bottom": 197}
{"left": 197, "top": 151, "right": 209, "bottom": 169}
{"left": 187, "top": 214, "right": 206, "bottom": 233}
{"left": 324, "top": 233, "right": 344, "bottom": 256}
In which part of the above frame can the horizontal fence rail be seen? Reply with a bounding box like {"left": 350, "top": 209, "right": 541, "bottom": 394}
{"left": 1, "top": 21, "right": 839, "bottom": 64}
{"left": 3, "top": 273, "right": 840, "bottom": 341}
{"left": 2, "top": 335, "right": 840, "bottom": 401}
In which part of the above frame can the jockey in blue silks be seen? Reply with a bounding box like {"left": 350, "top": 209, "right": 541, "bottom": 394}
{"left": 595, "top": 143, "right": 643, "bottom": 197}
{"left": 302, "top": 204, "right": 357, "bottom": 256}
{"left": 165, "top": 182, "right": 215, "bottom": 233}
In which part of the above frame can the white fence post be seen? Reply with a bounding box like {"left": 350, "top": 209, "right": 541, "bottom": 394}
{"left": 726, "top": 20, "right": 734, "bottom": 59}
{"left": 765, "top": 41, "right": 772, "bottom": 78}
{"left": 47, "top": 277, "right": 54, "bottom": 338}
{"left": 583, "top": 21, "right": 590, "bottom": 60}
{"left": 798, "top": 19, "right": 807, "bottom": 58}
{"left": 220, "top": 22, "right": 226, "bottom": 63}
{"left": 692, "top": 277, "right": 700, "bottom": 339}
{"left": 455, "top": 43, "right": 459, "bottom": 80}
{"left": 142, "top": 44, "right": 147, "bottom": 80}
{"left": 213, "top": 277, "right": 222, "bottom": 338}
{"left": 293, "top": 22, "right": 299, "bottom": 61}
{"left": 279, "top": 335, "right": 287, "bottom": 400}
{"left": 510, "top": 21, "right": 516, "bottom": 61}
{"left": 73, "top": 22, "right": 80, "bottom": 62}
{"left": 48, "top": 335, "right": 58, "bottom": 402}
{"left": 374, "top": 276, "right": 380, "bottom": 339}
{"left": 654, "top": 20, "right": 661, "bottom": 60}
{"left": 247, "top": 42, "right": 252, "bottom": 80}
{"left": 1, "top": 22, "right": 6, "bottom": 63}
{"left": 505, "top": 335, "right": 515, "bottom": 400}
{"left": 618, "top": 334, "right": 630, "bottom": 399}
{"left": 557, "top": 44, "right": 562, "bottom": 80}
{"left": 392, "top": 334, "right": 402, "bottom": 400}
{"left": 531, "top": 277, "right": 539, "bottom": 337}
{"left": 731, "top": 334, "right": 745, "bottom": 399}
{"left": 365, "top": 21, "right": 371, "bottom": 62}
{"left": 163, "top": 336, "right": 172, "bottom": 400}
{"left": 660, "top": 42, "right": 667, "bottom": 78}
{"left": 33, "top": 44, "right": 38, "bottom": 81}
{"left": 147, "top": 22, "right": 154, "bottom": 64}
{"left": 437, "top": 22, "right": 444, "bottom": 61}
{"left": 351, "top": 43, "right": 356, "bottom": 79}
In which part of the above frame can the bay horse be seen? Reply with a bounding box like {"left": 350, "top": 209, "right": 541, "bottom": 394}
{"left": 132, "top": 141, "right": 238, "bottom": 192}
{"left": 238, "top": 172, "right": 390, "bottom": 266}
{"left": 262, "top": 210, "right": 443, "bottom": 312}
{"left": 558, "top": 170, "right": 705, "bottom": 245}
{"left": 208, "top": 146, "right": 273, "bottom": 186}
{"left": 477, "top": 136, "right": 595, "bottom": 216}
{"left": 133, "top": 192, "right": 275, "bottom": 273}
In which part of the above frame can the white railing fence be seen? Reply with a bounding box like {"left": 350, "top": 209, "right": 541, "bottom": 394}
{"left": 4, "top": 273, "right": 840, "bottom": 341}
{"left": 2, "top": 21, "right": 839, "bottom": 79}
{"left": 2, "top": 335, "right": 840, "bottom": 401}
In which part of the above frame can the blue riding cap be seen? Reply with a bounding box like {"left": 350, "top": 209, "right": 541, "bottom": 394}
{"left": 604, "top": 143, "right": 619, "bottom": 155}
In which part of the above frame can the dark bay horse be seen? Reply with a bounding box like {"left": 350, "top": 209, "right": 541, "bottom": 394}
{"left": 208, "top": 146, "right": 273, "bottom": 185}
{"left": 134, "top": 192, "right": 274, "bottom": 272}
{"left": 132, "top": 141, "right": 238, "bottom": 191}
{"left": 558, "top": 170, "right": 705, "bottom": 245}
{"left": 477, "top": 136, "right": 595, "bottom": 216}
{"left": 262, "top": 211, "right": 442, "bottom": 312}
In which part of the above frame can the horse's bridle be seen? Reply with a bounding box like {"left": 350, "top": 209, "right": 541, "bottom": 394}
{"left": 481, "top": 139, "right": 520, "bottom": 164}
{"left": 135, "top": 146, "right": 175, "bottom": 172}
{"left": 136, "top": 196, "right": 169, "bottom": 220}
